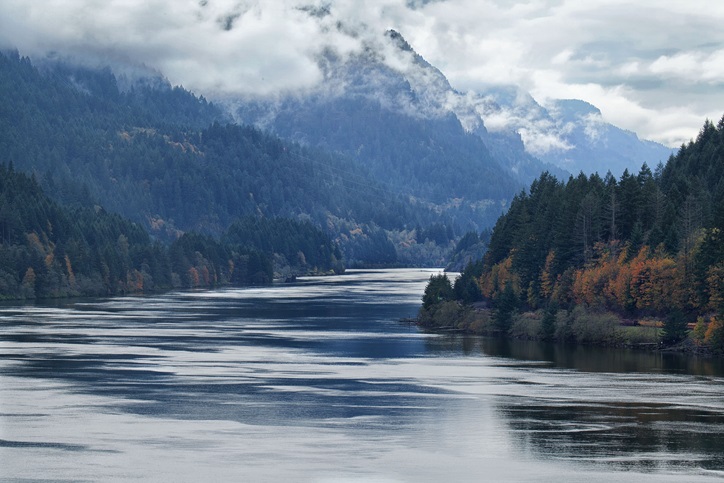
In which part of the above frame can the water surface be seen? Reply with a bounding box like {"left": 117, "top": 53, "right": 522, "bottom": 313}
{"left": 1, "top": 269, "right": 723, "bottom": 482}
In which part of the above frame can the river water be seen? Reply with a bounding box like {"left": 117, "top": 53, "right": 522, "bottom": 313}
{"left": 1, "top": 268, "right": 724, "bottom": 482}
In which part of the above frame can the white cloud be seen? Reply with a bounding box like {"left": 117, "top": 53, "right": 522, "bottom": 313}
{"left": 1, "top": 0, "right": 723, "bottom": 145}
{"left": 0, "top": 0, "right": 367, "bottom": 96}
{"left": 519, "top": 127, "right": 574, "bottom": 157}
{"left": 649, "top": 50, "right": 724, "bottom": 84}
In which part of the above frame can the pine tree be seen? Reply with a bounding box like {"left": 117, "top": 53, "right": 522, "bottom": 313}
{"left": 422, "top": 274, "right": 453, "bottom": 309}
{"left": 541, "top": 302, "right": 558, "bottom": 341}
{"left": 663, "top": 309, "right": 688, "bottom": 347}
{"left": 494, "top": 282, "right": 519, "bottom": 334}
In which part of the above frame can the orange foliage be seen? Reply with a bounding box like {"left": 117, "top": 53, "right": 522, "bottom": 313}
{"left": 65, "top": 255, "right": 76, "bottom": 288}
{"left": 479, "top": 252, "right": 520, "bottom": 299}
{"left": 705, "top": 317, "right": 721, "bottom": 342}
{"left": 22, "top": 267, "right": 36, "bottom": 287}
{"left": 26, "top": 232, "right": 44, "bottom": 252}
{"left": 188, "top": 267, "right": 200, "bottom": 288}
{"left": 704, "top": 316, "right": 724, "bottom": 351}
{"left": 126, "top": 269, "right": 144, "bottom": 292}
{"left": 631, "top": 254, "right": 678, "bottom": 312}
{"left": 570, "top": 244, "right": 682, "bottom": 313}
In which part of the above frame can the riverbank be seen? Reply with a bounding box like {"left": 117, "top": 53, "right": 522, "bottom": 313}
{"left": 417, "top": 301, "right": 717, "bottom": 356}
{"left": 0, "top": 264, "right": 344, "bottom": 302}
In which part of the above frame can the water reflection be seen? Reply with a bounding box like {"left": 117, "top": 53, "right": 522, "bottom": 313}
{"left": 426, "top": 334, "right": 724, "bottom": 376}
{"left": 500, "top": 399, "right": 724, "bottom": 472}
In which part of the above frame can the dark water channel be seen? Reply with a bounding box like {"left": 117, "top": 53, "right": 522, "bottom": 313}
{"left": 1, "top": 269, "right": 723, "bottom": 482}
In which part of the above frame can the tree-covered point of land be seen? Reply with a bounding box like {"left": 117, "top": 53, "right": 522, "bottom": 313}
{"left": 421, "top": 116, "right": 724, "bottom": 354}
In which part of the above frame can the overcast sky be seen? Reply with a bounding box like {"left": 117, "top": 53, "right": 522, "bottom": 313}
{"left": 1, "top": 0, "right": 723, "bottom": 147}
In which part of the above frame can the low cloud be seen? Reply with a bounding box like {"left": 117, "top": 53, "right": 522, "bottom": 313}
{"left": 0, "top": 1, "right": 368, "bottom": 96}
{"left": 474, "top": 92, "right": 574, "bottom": 157}
{"left": 1, "top": 0, "right": 723, "bottom": 145}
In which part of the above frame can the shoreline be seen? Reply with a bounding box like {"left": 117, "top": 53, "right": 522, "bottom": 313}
{"left": 416, "top": 301, "right": 718, "bottom": 358}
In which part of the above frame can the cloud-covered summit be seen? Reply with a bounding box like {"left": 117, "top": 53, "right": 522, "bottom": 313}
{"left": 1, "top": 0, "right": 723, "bottom": 146}
{"left": 0, "top": 1, "right": 367, "bottom": 96}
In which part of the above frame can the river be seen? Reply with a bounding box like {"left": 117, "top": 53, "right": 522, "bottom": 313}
{"left": 1, "top": 268, "right": 723, "bottom": 482}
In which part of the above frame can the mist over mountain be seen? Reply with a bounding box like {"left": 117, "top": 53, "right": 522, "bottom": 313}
{"left": 233, "top": 30, "right": 672, "bottom": 186}
{"left": 235, "top": 30, "right": 555, "bottom": 196}
{"left": 475, "top": 90, "right": 676, "bottom": 176}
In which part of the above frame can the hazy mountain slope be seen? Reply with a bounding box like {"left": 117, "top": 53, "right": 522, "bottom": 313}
{"left": 473, "top": 90, "right": 675, "bottom": 176}
{"left": 0, "top": 51, "right": 449, "bottom": 266}
{"left": 235, "top": 36, "right": 522, "bottom": 230}
{"left": 233, "top": 29, "right": 671, "bottom": 198}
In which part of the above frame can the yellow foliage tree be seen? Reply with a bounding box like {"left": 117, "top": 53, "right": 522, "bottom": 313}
{"left": 188, "top": 267, "right": 200, "bottom": 288}
{"left": 21, "top": 267, "right": 36, "bottom": 298}
{"left": 539, "top": 250, "right": 556, "bottom": 298}
{"left": 480, "top": 252, "right": 520, "bottom": 300}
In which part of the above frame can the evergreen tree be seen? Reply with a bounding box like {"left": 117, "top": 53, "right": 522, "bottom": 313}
{"left": 662, "top": 309, "right": 688, "bottom": 346}
{"left": 494, "top": 282, "right": 519, "bottom": 334}
{"left": 422, "top": 274, "right": 453, "bottom": 309}
{"left": 541, "top": 302, "right": 558, "bottom": 341}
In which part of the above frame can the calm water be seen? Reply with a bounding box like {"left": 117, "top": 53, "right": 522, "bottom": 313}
{"left": 1, "top": 268, "right": 724, "bottom": 482}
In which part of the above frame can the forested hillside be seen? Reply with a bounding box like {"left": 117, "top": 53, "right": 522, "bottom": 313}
{"left": 245, "top": 95, "right": 519, "bottom": 206}
{"left": 421, "top": 117, "right": 724, "bottom": 353}
{"left": 0, "top": 164, "right": 346, "bottom": 299}
{"left": 0, "top": 51, "right": 450, "bottom": 266}
{"left": 0, "top": 164, "right": 258, "bottom": 298}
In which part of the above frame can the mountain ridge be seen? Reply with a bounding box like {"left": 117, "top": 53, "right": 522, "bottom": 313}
{"left": 233, "top": 30, "right": 672, "bottom": 193}
{"left": 0, "top": 50, "right": 455, "bottom": 267}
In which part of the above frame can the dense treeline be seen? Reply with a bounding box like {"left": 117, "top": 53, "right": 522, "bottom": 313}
{"left": 0, "top": 50, "right": 453, "bottom": 266}
{"left": 0, "top": 165, "right": 345, "bottom": 299}
{"left": 421, "top": 117, "right": 724, "bottom": 353}
{"left": 1, "top": 163, "right": 146, "bottom": 297}
{"left": 223, "top": 217, "right": 344, "bottom": 277}
{"left": 444, "top": 229, "right": 491, "bottom": 272}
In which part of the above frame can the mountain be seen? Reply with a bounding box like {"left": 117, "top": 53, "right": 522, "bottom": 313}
{"left": 233, "top": 30, "right": 672, "bottom": 200}
{"left": 0, "top": 29, "right": 676, "bottom": 269}
{"left": 0, "top": 50, "right": 452, "bottom": 267}
{"left": 234, "top": 31, "right": 566, "bottom": 224}
{"left": 235, "top": 31, "right": 525, "bottom": 232}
